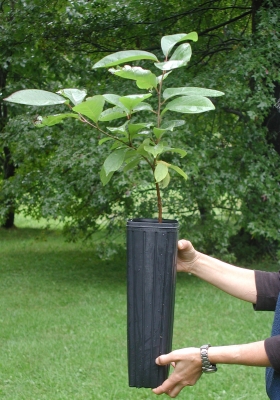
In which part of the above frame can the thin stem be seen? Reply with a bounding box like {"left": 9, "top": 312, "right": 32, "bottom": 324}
{"left": 155, "top": 181, "right": 163, "bottom": 223}
{"left": 157, "top": 71, "right": 166, "bottom": 129}
{"left": 79, "top": 113, "right": 155, "bottom": 170}
{"left": 79, "top": 114, "right": 129, "bottom": 147}
{"left": 154, "top": 70, "right": 167, "bottom": 221}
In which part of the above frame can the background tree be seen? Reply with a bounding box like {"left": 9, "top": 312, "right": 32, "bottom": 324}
{"left": 1, "top": 0, "right": 279, "bottom": 260}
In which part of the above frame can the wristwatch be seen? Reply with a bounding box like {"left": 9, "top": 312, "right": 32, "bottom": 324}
{"left": 200, "top": 344, "right": 217, "bottom": 373}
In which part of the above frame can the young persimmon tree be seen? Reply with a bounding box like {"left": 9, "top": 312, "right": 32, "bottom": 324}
{"left": 4, "top": 32, "right": 224, "bottom": 222}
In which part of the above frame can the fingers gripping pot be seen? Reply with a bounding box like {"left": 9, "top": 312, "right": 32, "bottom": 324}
{"left": 127, "top": 218, "right": 178, "bottom": 388}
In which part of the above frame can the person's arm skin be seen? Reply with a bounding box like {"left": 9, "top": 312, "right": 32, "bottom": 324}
{"left": 177, "top": 239, "right": 257, "bottom": 303}
{"left": 152, "top": 240, "right": 268, "bottom": 398}
{"left": 152, "top": 341, "right": 271, "bottom": 398}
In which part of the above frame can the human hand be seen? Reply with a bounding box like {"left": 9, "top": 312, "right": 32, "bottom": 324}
{"left": 152, "top": 348, "right": 202, "bottom": 397}
{"left": 177, "top": 240, "right": 201, "bottom": 273}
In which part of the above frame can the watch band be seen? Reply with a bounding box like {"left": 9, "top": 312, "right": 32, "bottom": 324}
{"left": 200, "top": 344, "right": 217, "bottom": 373}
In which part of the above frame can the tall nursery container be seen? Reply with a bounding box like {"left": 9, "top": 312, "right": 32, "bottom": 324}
{"left": 127, "top": 218, "right": 178, "bottom": 388}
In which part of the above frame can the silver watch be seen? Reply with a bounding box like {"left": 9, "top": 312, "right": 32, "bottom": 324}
{"left": 200, "top": 344, "right": 217, "bottom": 373}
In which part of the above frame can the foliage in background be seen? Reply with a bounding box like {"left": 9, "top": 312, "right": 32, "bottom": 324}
{"left": 0, "top": 0, "right": 279, "bottom": 261}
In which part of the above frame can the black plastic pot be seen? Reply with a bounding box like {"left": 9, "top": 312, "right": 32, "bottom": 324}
{"left": 127, "top": 218, "right": 178, "bottom": 388}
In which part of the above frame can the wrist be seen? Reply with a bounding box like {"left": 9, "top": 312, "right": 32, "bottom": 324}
{"left": 188, "top": 251, "right": 204, "bottom": 274}
{"left": 200, "top": 344, "right": 217, "bottom": 373}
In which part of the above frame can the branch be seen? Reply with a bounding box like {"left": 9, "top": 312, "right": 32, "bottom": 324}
{"left": 199, "top": 10, "right": 252, "bottom": 36}
{"left": 223, "top": 107, "right": 249, "bottom": 121}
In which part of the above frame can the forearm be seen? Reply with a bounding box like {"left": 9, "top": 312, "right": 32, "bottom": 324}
{"left": 191, "top": 252, "right": 257, "bottom": 303}
{"left": 153, "top": 341, "right": 271, "bottom": 397}
{"left": 208, "top": 341, "right": 271, "bottom": 368}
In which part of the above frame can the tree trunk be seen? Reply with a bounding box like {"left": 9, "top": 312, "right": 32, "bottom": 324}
{"left": 0, "top": 67, "right": 16, "bottom": 228}
{"left": 251, "top": 0, "right": 280, "bottom": 157}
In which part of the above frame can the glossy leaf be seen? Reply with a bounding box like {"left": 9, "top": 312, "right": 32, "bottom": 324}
{"left": 161, "top": 120, "right": 186, "bottom": 130}
{"left": 107, "top": 122, "right": 128, "bottom": 136}
{"left": 153, "top": 127, "right": 167, "bottom": 139}
{"left": 98, "top": 137, "right": 113, "bottom": 145}
{"left": 153, "top": 120, "right": 185, "bottom": 139}
{"left": 110, "top": 138, "right": 129, "bottom": 150}
{"left": 160, "top": 172, "right": 171, "bottom": 189}
{"left": 73, "top": 95, "right": 105, "bottom": 123}
{"left": 162, "top": 95, "right": 215, "bottom": 115}
{"left": 137, "top": 138, "right": 152, "bottom": 157}
{"left": 163, "top": 87, "right": 225, "bottom": 100}
{"left": 93, "top": 50, "right": 158, "bottom": 68}
{"left": 132, "top": 102, "right": 154, "bottom": 112}
{"left": 57, "top": 88, "right": 87, "bottom": 105}
{"left": 156, "top": 71, "right": 173, "bottom": 85}
{"left": 155, "top": 43, "right": 192, "bottom": 71}
{"left": 103, "top": 147, "right": 128, "bottom": 176}
{"left": 119, "top": 94, "right": 152, "bottom": 112}
{"left": 100, "top": 166, "right": 114, "bottom": 186}
{"left": 161, "top": 32, "right": 198, "bottom": 57}
{"left": 109, "top": 65, "right": 157, "bottom": 89}
{"left": 4, "top": 89, "right": 66, "bottom": 106}
{"left": 154, "top": 162, "right": 169, "bottom": 183}
{"left": 103, "top": 94, "right": 129, "bottom": 111}
{"left": 99, "top": 107, "right": 128, "bottom": 121}
{"left": 123, "top": 156, "right": 141, "bottom": 173}
{"left": 169, "top": 164, "right": 188, "bottom": 179}
{"left": 144, "top": 143, "right": 164, "bottom": 158}
{"left": 37, "top": 113, "right": 80, "bottom": 127}
{"left": 128, "top": 122, "right": 154, "bottom": 136}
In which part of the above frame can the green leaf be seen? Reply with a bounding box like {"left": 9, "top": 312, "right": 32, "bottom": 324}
{"left": 124, "top": 149, "right": 138, "bottom": 161}
{"left": 37, "top": 113, "right": 80, "bottom": 127}
{"left": 128, "top": 122, "right": 154, "bottom": 136}
{"left": 164, "top": 147, "right": 187, "bottom": 157}
{"left": 137, "top": 138, "right": 152, "bottom": 157}
{"left": 155, "top": 43, "right": 192, "bottom": 71}
{"left": 93, "top": 50, "right": 159, "bottom": 68}
{"left": 103, "top": 148, "right": 128, "bottom": 175}
{"left": 169, "top": 164, "right": 188, "bottom": 179}
{"left": 99, "top": 107, "right": 128, "bottom": 121}
{"left": 123, "top": 156, "right": 141, "bottom": 173}
{"left": 144, "top": 143, "right": 164, "bottom": 158}
{"left": 99, "top": 137, "right": 113, "bottom": 145}
{"left": 163, "top": 87, "right": 225, "bottom": 100}
{"left": 162, "top": 95, "right": 215, "bottom": 115}
{"left": 4, "top": 89, "right": 66, "bottom": 106}
{"left": 103, "top": 94, "right": 128, "bottom": 110}
{"left": 153, "top": 127, "right": 167, "bottom": 139}
{"left": 132, "top": 102, "right": 154, "bottom": 112}
{"left": 119, "top": 94, "right": 152, "bottom": 112}
{"left": 73, "top": 95, "right": 105, "bottom": 123}
{"left": 156, "top": 71, "right": 173, "bottom": 85}
{"left": 100, "top": 166, "right": 114, "bottom": 186}
{"left": 109, "top": 65, "right": 157, "bottom": 89}
{"left": 110, "top": 139, "right": 129, "bottom": 150}
{"left": 57, "top": 88, "right": 87, "bottom": 105}
{"left": 160, "top": 172, "right": 171, "bottom": 189}
{"left": 161, "top": 120, "right": 186, "bottom": 130}
{"left": 154, "top": 162, "right": 169, "bottom": 183}
{"left": 107, "top": 122, "right": 128, "bottom": 136}
{"left": 161, "top": 32, "right": 198, "bottom": 57}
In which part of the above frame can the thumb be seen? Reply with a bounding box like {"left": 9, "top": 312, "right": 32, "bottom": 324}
{"left": 178, "top": 239, "right": 192, "bottom": 250}
{"left": 155, "top": 354, "right": 172, "bottom": 366}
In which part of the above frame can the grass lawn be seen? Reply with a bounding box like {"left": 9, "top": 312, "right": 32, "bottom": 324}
{"left": 0, "top": 218, "right": 278, "bottom": 399}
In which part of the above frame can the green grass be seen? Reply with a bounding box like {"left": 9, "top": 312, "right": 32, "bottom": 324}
{"left": 0, "top": 219, "right": 277, "bottom": 399}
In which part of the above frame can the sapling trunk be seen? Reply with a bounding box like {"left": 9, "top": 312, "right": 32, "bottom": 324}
{"left": 156, "top": 181, "right": 163, "bottom": 223}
